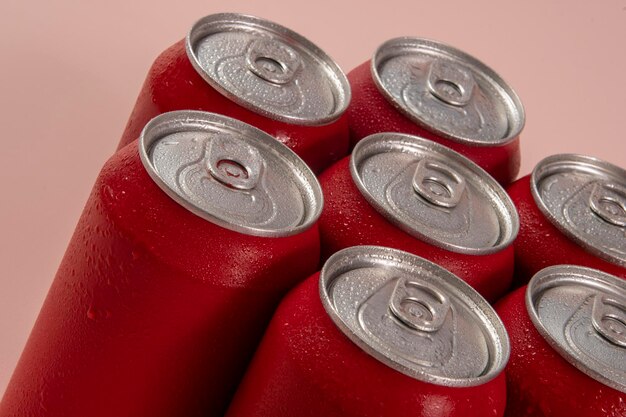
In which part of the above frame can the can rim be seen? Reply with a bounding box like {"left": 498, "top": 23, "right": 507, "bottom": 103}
{"left": 526, "top": 265, "right": 626, "bottom": 393}
{"left": 186, "top": 12, "right": 351, "bottom": 126}
{"left": 139, "top": 110, "right": 323, "bottom": 237}
{"left": 319, "top": 245, "right": 510, "bottom": 387}
{"left": 350, "top": 132, "right": 520, "bottom": 254}
{"left": 531, "top": 153, "right": 626, "bottom": 268}
{"left": 371, "top": 36, "right": 525, "bottom": 147}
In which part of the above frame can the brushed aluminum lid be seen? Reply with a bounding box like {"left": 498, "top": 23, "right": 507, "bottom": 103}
{"left": 320, "top": 246, "right": 510, "bottom": 386}
{"left": 527, "top": 265, "right": 626, "bottom": 393}
{"left": 531, "top": 154, "right": 626, "bottom": 267}
{"left": 351, "top": 133, "right": 519, "bottom": 254}
{"left": 139, "top": 110, "right": 323, "bottom": 237}
{"left": 186, "top": 13, "right": 351, "bottom": 126}
{"left": 372, "top": 37, "right": 525, "bottom": 146}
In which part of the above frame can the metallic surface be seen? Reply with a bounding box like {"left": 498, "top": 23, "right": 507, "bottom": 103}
{"left": 527, "top": 265, "right": 626, "bottom": 393}
{"left": 4, "top": 0, "right": 626, "bottom": 402}
{"left": 140, "top": 110, "right": 322, "bottom": 237}
{"left": 350, "top": 133, "right": 519, "bottom": 254}
{"left": 531, "top": 154, "right": 626, "bottom": 267}
{"left": 186, "top": 13, "right": 350, "bottom": 126}
{"left": 371, "top": 37, "right": 524, "bottom": 146}
{"left": 319, "top": 246, "right": 510, "bottom": 387}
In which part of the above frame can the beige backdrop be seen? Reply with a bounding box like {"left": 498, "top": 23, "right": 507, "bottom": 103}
{"left": 1, "top": 0, "right": 625, "bottom": 397}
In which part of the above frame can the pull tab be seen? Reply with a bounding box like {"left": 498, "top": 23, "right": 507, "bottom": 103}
{"left": 207, "top": 136, "right": 263, "bottom": 190}
{"left": 413, "top": 159, "right": 466, "bottom": 208}
{"left": 592, "top": 294, "right": 626, "bottom": 348}
{"left": 245, "top": 38, "right": 302, "bottom": 85}
{"left": 389, "top": 277, "right": 451, "bottom": 332}
{"left": 589, "top": 182, "right": 626, "bottom": 227}
{"left": 427, "top": 60, "right": 476, "bottom": 107}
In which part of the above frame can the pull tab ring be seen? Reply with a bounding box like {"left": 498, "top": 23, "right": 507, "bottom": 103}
{"left": 589, "top": 181, "right": 626, "bottom": 227}
{"left": 389, "top": 276, "right": 451, "bottom": 333}
{"left": 592, "top": 294, "right": 626, "bottom": 348}
{"left": 246, "top": 38, "right": 301, "bottom": 85}
{"left": 427, "top": 60, "right": 476, "bottom": 107}
{"left": 207, "top": 135, "right": 264, "bottom": 190}
{"left": 413, "top": 158, "right": 466, "bottom": 208}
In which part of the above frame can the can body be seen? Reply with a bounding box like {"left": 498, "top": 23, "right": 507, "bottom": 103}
{"left": 497, "top": 284, "right": 626, "bottom": 417}
{"left": 226, "top": 272, "right": 507, "bottom": 417}
{"left": 347, "top": 61, "right": 521, "bottom": 185}
{"left": 0, "top": 142, "right": 320, "bottom": 417}
{"left": 508, "top": 174, "right": 626, "bottom": 286}
{"left": 319, "top": 157, "right": 514, "bottom": 302}
{"left": 120, "top": 39, "right": 349, "bottom": 173}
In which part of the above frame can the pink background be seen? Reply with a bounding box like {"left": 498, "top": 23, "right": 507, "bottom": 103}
{"left": 1, "top": 0, "right": 625, "bottom": 398}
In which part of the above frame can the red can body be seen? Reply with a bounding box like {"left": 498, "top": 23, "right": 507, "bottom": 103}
{"left": 507, "top": 175, "right": 626, "bottom": 286}
{"left": 347, "top": 61, "right": 521, "bottom": 185}
{"left": 319, "top": 157, "right": 514, "bottom": 302}
{"left": 225, "top": 273, "right": 507, "bottom": 417}
{"left": 0, "top": 142, "right": 320, "bottom": 417}
{"left": 120, "top": 40, "right": 349, "bottom": 173}
{"left": 496, "top": 286, "right": 626, "bottom": 417}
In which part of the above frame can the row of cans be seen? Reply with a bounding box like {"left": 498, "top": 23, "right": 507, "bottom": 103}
{"left": 119, "top": 13, "right": 525, "bottom": 184}
{"left": 1, "top": 11, "right": 624, "bottom": 417}
{"left": 2, "top": 108, "right": 624, "bottom": 416}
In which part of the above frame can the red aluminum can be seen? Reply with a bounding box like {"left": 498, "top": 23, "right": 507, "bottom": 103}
{"left": 119, "top": 13, "right": 351, "bottom": 173}
{"left": 226, "top": 246, "right": 510, "bottom": 417}
{"left": 508, "top": 154, "right": 626, "bottom": 286}
{"left": 0, "top": 111, "right": 323, "bottom": 417}
{"left": 347, "top": 37, "right": 525, "bottom": 185}
{"left": 496, "top": 265, "right": 626, "bottom": 417}
{"left": 319, "top": 132, "right": 519, "bottom": 302}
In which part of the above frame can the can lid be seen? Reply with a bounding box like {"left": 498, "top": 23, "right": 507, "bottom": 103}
{"left": 371, "top": 37, "right": 524, "bottom": 146}
{"left": 139, "top": 110, "right": 323, "bottom": 237}
{"left": 320, "top": 246, "right": 510, "bottom": 386}
{"left": 531, "top": 154, "right": 626, "bottom": 267}
{"left": 527, "top": 265, "right": 626, "bottom": 393}
{"left": 186, "top": 13, "right": 351, "bottom": 126}
{"left": 351, "top": 133, "right": 519, "bottom": 254}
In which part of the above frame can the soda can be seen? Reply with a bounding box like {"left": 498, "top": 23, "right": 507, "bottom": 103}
{"left": 507, "top": 154, "right": 626, "bottom": 286}
{"left": 347, "top": 37, "right": 525, "bottom": 185}
{"left": 319, "top": 132, "right": 519, "bottom": 301}
{"left": 0, "top": 111, "right": 323, "bottom": 417}
{"left": 497, "top": 265, "right": 626, "bottom": 416}
{"left": 119, "top": 13, "right": 351, "bottom": 173}
{"left": 226, "top": 246, "right": 510, "bottom": 417}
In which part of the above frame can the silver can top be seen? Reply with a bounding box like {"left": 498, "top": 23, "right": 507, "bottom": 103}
{"left": 527, "top": 265, "right": 626, "bottom": 393}
{"left": 186, "top": 13, "right": 351, "bottom": 126}
{"left": 320, "top": 246, "right": 510, "bottom": 386}
{"left": 531, "top": 154, "right": 626, "bottom": 267}
{"left": 351, "top": 133, "right": 519, "bottom": 254}
{"left": 371, "top": 37, "right": 525, "bottom": 146}
{"left": 139, "top": 110, "right": 323, "bottom": 237}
